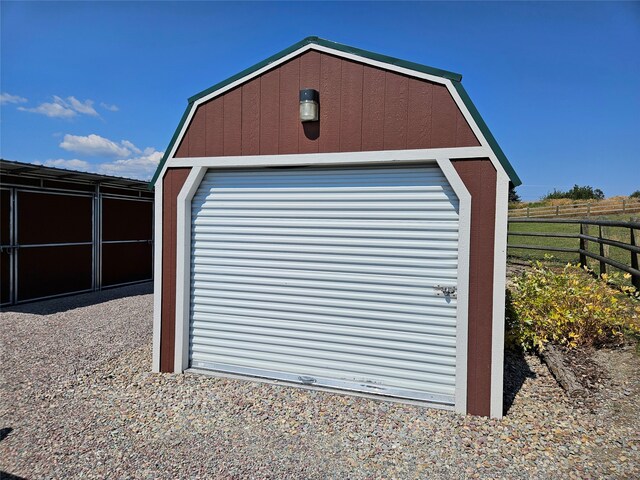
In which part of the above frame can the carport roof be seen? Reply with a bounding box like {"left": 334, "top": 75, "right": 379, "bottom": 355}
{"left": 151, "top": 36, "right": 521, "bottom": 187}
{"left": 0, "top": 159, "right": 151, "bottom": 190}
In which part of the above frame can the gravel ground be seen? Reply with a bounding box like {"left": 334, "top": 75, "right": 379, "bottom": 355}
{"left": 1, "top": 285, "right": 639, "bottom": 479}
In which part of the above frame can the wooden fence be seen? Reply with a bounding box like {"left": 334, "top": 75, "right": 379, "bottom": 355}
{"left": 509, "top": 198, "right": 640, "bottom": 218}
{"left": 507, "top": 218, "right": 640, "bottom": 289}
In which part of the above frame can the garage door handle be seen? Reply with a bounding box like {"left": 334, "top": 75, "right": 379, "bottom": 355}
{"left": 298, "top": 376, "right": 317, "bottom": 385}
{"left": 434, "top": 285, "right": 457, "bottom": 298}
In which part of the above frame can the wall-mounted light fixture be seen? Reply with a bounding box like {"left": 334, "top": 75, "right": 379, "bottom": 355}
{"left": 299, "top": 89, "right": 319, "bottom": 122}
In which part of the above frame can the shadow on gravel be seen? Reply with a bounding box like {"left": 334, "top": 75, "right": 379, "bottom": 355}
{"left": 503, "top": 289, "right": 536, "bottom": 415}
{"left": 0, "top": 472, "right": 28, "bottom": 480}
{"left": 0, "top": 282, "right": 153, "bottom": 316}
{"left": 503, "top": 349, "right": 536, "bottom": 415}
{"left": 0, "top": 427, "right": 12, "bottom": 442}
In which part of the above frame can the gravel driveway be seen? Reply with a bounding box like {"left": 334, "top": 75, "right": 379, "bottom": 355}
{"left": 1, "top": 285, "right": 638, "bottom": 479}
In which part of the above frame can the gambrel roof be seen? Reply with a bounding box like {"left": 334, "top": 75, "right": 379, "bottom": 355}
{"left": 151, "top": 37, "right": 521, "bottom": 186}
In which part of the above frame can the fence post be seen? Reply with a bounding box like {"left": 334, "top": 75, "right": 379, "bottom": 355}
{"left": 526, "top": 206, "right": 530, "bottom": 218}
{"left": 622, "top": 199, "right": 626, "bottom": 213}
{"left": 556, "top": 205, "right": 560, "bottom": 216}
{"left": 587, "top": 204, "right": 591, "bottom": 217}
{"left": 631, "top": 227, "right": 640, "bottom": 290}
{"left": 579, "top": 223, "right": 587, "bottom": 267}
{"left": 598, "top": 225, "right": 606, "bottom": 277}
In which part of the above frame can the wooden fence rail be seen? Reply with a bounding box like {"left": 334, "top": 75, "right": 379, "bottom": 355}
{"left": 509, "top": 198, "right": 640, "bottom": 218}
{"left": 507, "top": 218, "right": 640, "bottom": 289}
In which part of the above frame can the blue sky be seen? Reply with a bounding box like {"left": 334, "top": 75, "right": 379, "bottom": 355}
{"left": 1, "top": 1, "right": 638, "bottom": 199}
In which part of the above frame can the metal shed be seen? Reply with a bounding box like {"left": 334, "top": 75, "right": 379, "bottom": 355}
{"left": 152, "top": 37, "right": 521, "bottom": 418}
{"left": 0, "top": 159, "right": 154, "bottom": 305}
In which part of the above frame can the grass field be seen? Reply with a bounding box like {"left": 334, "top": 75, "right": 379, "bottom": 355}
{"left": 507, "top": 214, "right": 640, "bottom": 286}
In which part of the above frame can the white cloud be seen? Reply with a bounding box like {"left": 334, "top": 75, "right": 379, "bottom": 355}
{"left": 66, "top": 96, "right": 98, "bottom": 116}
{"left": 96, "top": 149, "right": 163, "bottom": 180}
{"left": 31, "top": 149, "right": 162, "bottom": 180}
{"left": 33, "top": 159, "right": 91, "bottom": 171}
{"left": 60, "top": 133, "right": 133, "bottom": 157}
{"left": 120, "top": 139, "right": 142, "bottom": 155}
{"left": 1, "top": 93, "right": 28, "bottom": 105}
{"left": 100, "top": 102, "right": 119, "bottom": 112}
{"left": 50, "top": 132, "right": 163, "bottom": 180}
{"left": 19, "top": 101, "right": 76, "bottom": 118}
{"left": 18, "top": 95, "right": 99, "bottom": 118}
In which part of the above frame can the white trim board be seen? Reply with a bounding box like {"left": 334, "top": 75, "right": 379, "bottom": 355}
{"left": 490, "top": 169, "right": 510, "bottom": 419}
{"left": 170, "top": 153, "right": 472, "bottom": 415}
{"left": 153, "top": 42, "right": 509, "bottom": 187}
{"left": 174, "top": 167, "right": 207, "bottom": 373}
{"left": 151, "top": 178, "right": 163, "bottom": 372}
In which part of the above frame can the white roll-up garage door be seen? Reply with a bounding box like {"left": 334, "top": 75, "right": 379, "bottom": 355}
{"left": 189, "top": 164, "right": 460, "bottom": 406}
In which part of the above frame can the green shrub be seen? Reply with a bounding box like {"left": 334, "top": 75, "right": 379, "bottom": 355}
{"left": 543, "top": 184, "right": 605, "bottom": 201}
{"left": 630, "top": 190, "right": 640, "bottom": 199}
{"left": 506, "top": 261, "right": 639, "bottom": 351}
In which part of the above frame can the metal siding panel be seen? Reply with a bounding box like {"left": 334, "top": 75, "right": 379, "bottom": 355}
{"left": 102, "top": 242, "right": 153, "bottom": 287}
{"left": 189, "top": 165, "right": 459, "bottom": 405}
{"left": 102, "top": 198, "right": 152, "bottom": 241}
{"left": 17, "top": 245, "right": 93, "bottom": 301}
{"left": 17, "top": 191, "right": 92, "bottom": 245}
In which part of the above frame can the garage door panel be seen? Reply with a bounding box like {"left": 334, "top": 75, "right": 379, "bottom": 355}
{"left": 191, "top": 346, "right": 456, "bottom": 389}
{"left": 192, "top": 235, "right": 459, "bottom": 250}
{"left": 194, "top": 266, "right": 455, "bottom": 290}
{"left": 192, "top": 334, "right": 456, "bottom": 374}
{"left": 192, "top": 296, "right": 456, "bottom": 325}
{"left": 192, "top": 242, "right": 459, "bottom": 260}
{"left": 192, "top": 274, "right": 455, "bottom": 299}
{"left": 193, "top": 257, "right": 457, "bottom": 279}
{"left": 192, "top": 281, "right": 455, "bottom": 308}
{"left": 189, "top": 164, "right": 459, "bottom": 405}
{"left": 192, "top": 287, "right": 456, "bottom": 317}
{"left": 193, "top": 217, "right": 459, "bottom": 229}
{"left": 193, "top": 248, "right": 458, "bottom": 269}
{"left": 191, "top": 330, "right": 456, "bottom": 367}
{"left": 193, "top": 226, "right": 458, "bottom": 240}
{"left": 191, "top": 322, "right": 456, "bottom": 356}
{"left": 192, "top": 318, "right": 456, "bottom": 353}
{"left": 192, "top": 300, "right": 456, "bottom": 334}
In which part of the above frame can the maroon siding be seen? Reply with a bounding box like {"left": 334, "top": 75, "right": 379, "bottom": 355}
{"left": 102, "top": 198, "right": 152, "bottom": 242}
{"left": 175, "top": 51, "right": 479, "bottom": 157}
{"left": 160, "top": 167, "right": 191, "bottom": 372}
{"left": 102, "top": 242, "right": 152, "bottom": 287}
{"left": 17, "top": 245, "right": 93, "bottom": 301}
{"left": 452, "top": 159, "right": 497, "bottom": 417}
{"left": 17, "top": 191, "right": 92, "bottom": 245}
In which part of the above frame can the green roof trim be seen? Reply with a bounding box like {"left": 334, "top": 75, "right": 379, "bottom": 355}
{"left": 150, "top": 36, "right": 520, "bottom": 188}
